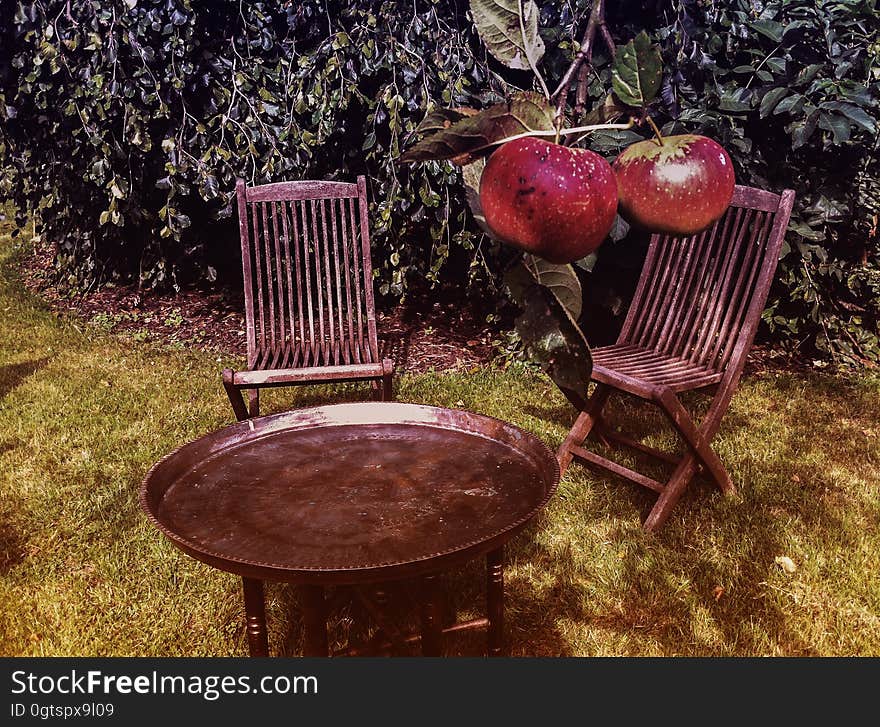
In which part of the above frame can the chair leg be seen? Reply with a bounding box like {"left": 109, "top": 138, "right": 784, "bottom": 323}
{"left": 222, "top": 369, "right": 249, "bottom": 422}
{"left": 557, "top": 384, "right": 611, "bottom": 476}
{"left": 643, "top": 456, "right": 699, "bottom": 533}
{"left": 247, "top": 389, "right": 260, "bottom": 418}
{"left": 656, "top": 390, "right": 734, "bottom": 495}
{"left": 381, "top": 358, "right": 394, "bottom": 402}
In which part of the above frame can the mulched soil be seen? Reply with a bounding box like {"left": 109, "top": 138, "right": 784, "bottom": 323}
{"left": 15, "top": 244, "right": 810, "bottom": 377}
{"left": 16, "top": 245, "right": 505, "bottom": 374}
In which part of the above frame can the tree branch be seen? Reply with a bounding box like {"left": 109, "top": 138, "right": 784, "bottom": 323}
{"left": 551, "top": 0, "right": 617, "bottom": 127}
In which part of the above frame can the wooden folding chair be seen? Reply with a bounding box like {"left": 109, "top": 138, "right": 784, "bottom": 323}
{"left": 557, "top": 185, "right": 795, "bottom": 531}
{"left": 223, "top": 176, "right": 394, "bottom": 421}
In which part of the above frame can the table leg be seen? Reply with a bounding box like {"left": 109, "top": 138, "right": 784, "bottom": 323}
{"left": 419, "top": 574, "right": 443, "bottom": 657}
{"left": 487, "top": 547, "right": 504, "bottom": 657}
{"left": 300, "top": 585, "right": 329, "bottom": 657}
{"left": 242, "top": 577, "right": 269, "bottom": 657}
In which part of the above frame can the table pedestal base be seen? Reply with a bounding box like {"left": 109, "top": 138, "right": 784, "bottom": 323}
{"left": 241, "top": 547, "right": 506, "bottom": 657}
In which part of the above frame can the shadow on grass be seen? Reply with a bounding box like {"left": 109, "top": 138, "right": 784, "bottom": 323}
{"left": 0, "top": 358, "right": 51, "bottom": 574}
{"left": 501, "top": 380, "right": 852, "bottom": 654}
{"left": 261, "top": 529, "right": 583, "bottom": 657}
{"left": 0, "top": 499, "right": 27, "bottom": 576}
{"left": 0, "top": 357, "right": 50, "bottom": 401}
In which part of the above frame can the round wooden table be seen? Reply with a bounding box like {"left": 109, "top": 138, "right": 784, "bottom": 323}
{"left": 141, "top": 402, "right": 559, "bottom": 656}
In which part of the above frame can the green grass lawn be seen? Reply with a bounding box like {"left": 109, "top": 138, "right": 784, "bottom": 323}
{"left": 1, "top": 215, "right": 878, "bottom": 657}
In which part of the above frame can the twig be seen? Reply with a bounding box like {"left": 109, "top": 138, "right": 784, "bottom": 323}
{"left": 575, "top": 64, "right": 591, "bottom": 116}
{"left": 472, "top": 120, "right": 635, "bottom": 154}
{"left": 551, "top": 0, "right": 616, "bottom": 128}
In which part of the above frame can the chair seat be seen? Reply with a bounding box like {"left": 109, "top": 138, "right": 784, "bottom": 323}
{"left": 232, "top": 362, "right": 388, "bottom": 388}
{"left": 591, "top": 344, "right": 723, "bottom": 397}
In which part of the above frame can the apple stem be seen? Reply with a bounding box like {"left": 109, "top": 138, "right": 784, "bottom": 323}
{"left": 645, "top": 116, "right": 665, "bottom": 146}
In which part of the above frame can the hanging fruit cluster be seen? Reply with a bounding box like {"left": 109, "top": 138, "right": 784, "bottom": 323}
{"left": 399, "top": 1, "right": 737, "bottom": 406}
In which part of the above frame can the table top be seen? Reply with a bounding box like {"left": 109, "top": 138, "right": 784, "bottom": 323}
{"left": 141, "top": 403, "right": 559, "bottom": 583}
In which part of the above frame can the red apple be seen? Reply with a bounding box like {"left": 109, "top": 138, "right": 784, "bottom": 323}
{"left": 479, "top": 137, "right": 618, "bottom": 264}
{"left": 612, "top": 134, "right": 735, "bottom": 236}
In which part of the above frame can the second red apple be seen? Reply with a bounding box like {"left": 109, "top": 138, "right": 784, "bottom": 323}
{"left": 613, "top": 134, "right": 735, "bottom": 236}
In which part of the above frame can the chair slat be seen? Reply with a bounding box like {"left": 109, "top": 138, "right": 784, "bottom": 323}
{"left": 653, "top": 223, "right": 715, "bottom": 353}
{"left": 318, "top": 199, "right": 335, "bottom": 364}
{"left": 348, "top": 196, "right": 367, "bottom": 362}
{"left": 279, "top": 200, "right": 297, "bottom": 351}
{"left": 716, "top": 210, "right": 774, "bottom": 369}
{"left": 298, "top": 200, "right": 317, "bottom": 364}
{"left": 330, "top": 199, "right": 349, "bottom": 364}
{"left": 628, "top": 235, "right": 676, "bottom": 347}
{"left": 288, "top": 200, "right": 306, "bottom": 353}
{"left": 250, "top": 202, "right": 267, "bottom": 361}
{"left": 338, "top": 197, "right": 357, "bottom": 365}
{"left": 618, "top": 235, "right": 662, "bottom": 343}
{"left": 309, "top": 199, "right": 326, "bottom": 365}
{"left": 235, "top": 180, "right": 257, "bottom": 368}
{"left": 670, "top": 207, "right": 738, "bottom": 359}
{"left": 260, "top": 201, "right": 278, "bottom": 354}
{"left": 708, "top": 211, "right": 765, "bottom": 366}
{"left": 663, "top": 216, "right": 726, "bottom": 357}
{"left": 637, "top": 234, "right": 691, "bottom": 349}
{"left": 270, "top": 201, "right": 287, "bottom": 348}
{"left": 691, "top": 207, "right": 755, "bottom": 367}
{"left": 358, "top": 176, "right": 380, "bottom": 362}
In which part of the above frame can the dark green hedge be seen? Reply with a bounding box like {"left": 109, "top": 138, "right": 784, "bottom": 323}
{"left": 1, "top": 0, "right": 878, "bottom": 364}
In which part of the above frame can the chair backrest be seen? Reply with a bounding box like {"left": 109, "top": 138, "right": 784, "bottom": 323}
{"left": 235, "top": 176, "right": 380, "bottom": 370}
{"left": 618, "top": 185, "right": 795, "bottom": 374}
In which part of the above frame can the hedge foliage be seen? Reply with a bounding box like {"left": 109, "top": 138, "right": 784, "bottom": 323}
{"left": 1, "top": 0, "right": 878, "bottom": 364}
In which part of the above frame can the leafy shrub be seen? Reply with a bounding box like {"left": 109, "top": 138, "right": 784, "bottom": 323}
{"left": 1, "top": 0, "right": 878, "bottom": 363}
{"left": 0, "top": 0, "right": 511, "bottom": 296}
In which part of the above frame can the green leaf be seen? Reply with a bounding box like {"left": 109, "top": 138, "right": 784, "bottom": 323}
{"left": 760, "top": 87, "right": 788, "bottom": 118}
{"left": 791, "top": 110, "right": 819, "bottom": 149}
{"left": 399, "top": 92, "right": 554, "bottom": 164}
{"left": 608, "top": 214, "right": 630, "bottom": 242}
{"left": 469, "top": 0, "right": 545, "bottom": 71}
{"left": 774, "top": 94, "right": 805, "bottom": 116}
{"left": 581, "top": 94, "right": 627, "bottom": 125}
{"left": 819, "top": 112, "right": 851, "bottom": 144}
{"left": 795, "top": 63, "right": 824, "bottom": 87}
{"left": 820, "top": 102, "right": 876, "bottom": 133}
{"left": 520, "top": 253, "right": 582, "bottom": 321}
{"left": 765, "top": 57, "right": 786, "bottom": 74}
{"left": 461, "top": 158, "right": 493, "bottom": 235}
{"left": 748, "top": 19, "right": 784, "bottom": 43}
{"left": 415, "top": 107, "right": 479, "bottom": 135}
{"left": 789, "top": 221, "right": 825, "bottom": 241}
{"left": 718, "top": 93, "right": 752, "bottom": 113}
{"left": 611, "top": 31, "right": 663, "bottom": 108}
{"left": 505, "top": 261, "right": 591, "bottom": 409}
